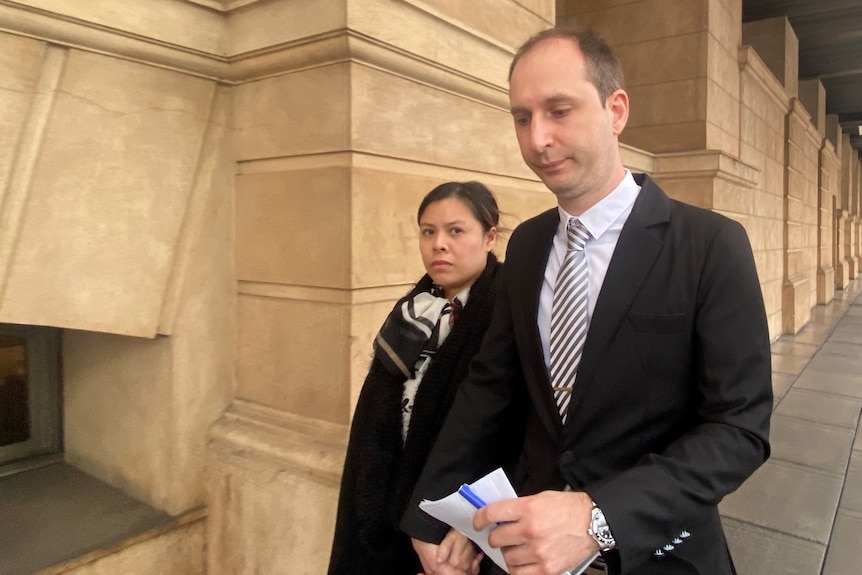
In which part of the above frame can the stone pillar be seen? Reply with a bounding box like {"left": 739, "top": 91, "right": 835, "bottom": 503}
{"left": 801, "top": 80, "right": 835, "bottom": 303}
{"left": 740, "top": 17, "right": 814, "bottom": 333}
{"left": 841, "top": 134, "right": 858, "bottom": 278}
{"left": 206, "top": 1, "right": 555, "bottom": 574}
{"left": 781, "top": 98, "right": 820, "bottom": 331}
{"left": 854, "top": 158, "right": 862, "bottom": 275}
{"left": 799, "top": 79, "right": 825, "bottom": 140}
{"left": 743, "top": 17, "right": 799, "bottom": 99}
{"left": 816, "top": 137, "right": 838, "bottom": 304}
{"left": 560, "top": 0, "right": 743, "bottom": 157}
{"left": 828, "top": 117, "right": 850, "bottom": 289}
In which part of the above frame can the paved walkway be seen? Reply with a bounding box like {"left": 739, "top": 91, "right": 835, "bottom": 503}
{"left": 721, "top": 279, "right": 862, "bottom": 574}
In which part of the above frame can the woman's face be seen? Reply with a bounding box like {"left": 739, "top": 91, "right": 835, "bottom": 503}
{"left": 419, "top": 197, "right": 497, "bottom": 300}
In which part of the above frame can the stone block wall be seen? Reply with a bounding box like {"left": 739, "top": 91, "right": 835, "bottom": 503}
{"left": 0, "top": 1, "right": 861, "bottom": 574}
{"left": 215, "top": 1, "right": 557, "bottom": 573}
{"left": 0, "top": 6, "right": 235, "bottom": 518}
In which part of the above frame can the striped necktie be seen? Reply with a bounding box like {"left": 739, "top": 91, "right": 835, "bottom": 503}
{"left": 550, "top": 218, "right": 590, "bottom": 423}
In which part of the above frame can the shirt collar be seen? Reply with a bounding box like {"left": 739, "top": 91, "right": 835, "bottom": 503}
{"left": 452, "top": 285, "right": 471, "bottom": 307}
{"left": 556, "top": 170, "right": 640, "bottom": 240}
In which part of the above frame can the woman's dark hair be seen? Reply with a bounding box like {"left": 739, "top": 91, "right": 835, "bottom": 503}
{"left": 417, "top": 181, "right": 500, "bottom": 233}
{"left": 508, "top": 26, "right": 625, "bottom": 104}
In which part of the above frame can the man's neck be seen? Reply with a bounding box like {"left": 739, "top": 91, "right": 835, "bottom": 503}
{"left": 557, "top": 165, "right": 627, "bottom": 216}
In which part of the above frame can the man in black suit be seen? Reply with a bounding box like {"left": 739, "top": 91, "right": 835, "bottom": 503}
{"left": 401, "top": 26, "right": 772, "bottom": 575}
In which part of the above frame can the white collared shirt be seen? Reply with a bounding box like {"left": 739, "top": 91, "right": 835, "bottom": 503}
{"left": 538, "top": 171, "right": 641, "bottom": 369}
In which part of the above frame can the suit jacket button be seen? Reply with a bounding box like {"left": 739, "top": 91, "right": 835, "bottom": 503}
{"left": 560, "top": 451, "right": 577, "bottom": 466}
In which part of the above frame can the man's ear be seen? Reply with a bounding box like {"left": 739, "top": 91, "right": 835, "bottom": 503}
{"left": 607, "top": 89, "right": 629, "bottom": 136}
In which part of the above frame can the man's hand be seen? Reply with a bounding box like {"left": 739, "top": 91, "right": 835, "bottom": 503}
{"left": 412, "top": 530, "right": 482, "bottom": 575}
{"left": 472, "top": 490, "right": 600, "bottom": 575}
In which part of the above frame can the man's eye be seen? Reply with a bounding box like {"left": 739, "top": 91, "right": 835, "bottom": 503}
{"left": 551, "top": 108, "right": 570, "bottom": 118}
{"left": 513, "top": 116, "right": 530, "bottom": 126}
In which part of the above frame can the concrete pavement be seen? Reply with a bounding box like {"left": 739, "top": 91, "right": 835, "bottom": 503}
{"left": 721, "top": 279, "right": 862, "bottom": 574}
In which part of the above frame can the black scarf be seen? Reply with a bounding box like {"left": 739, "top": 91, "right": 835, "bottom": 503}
{"left": 374, "top": 285, "right": 454, "bottom": 380}
{"left": 328, "top": 254, "right": 500, "bottom": 575}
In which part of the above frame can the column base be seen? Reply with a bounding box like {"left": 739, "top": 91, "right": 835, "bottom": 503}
{"left": 782, "top": 275, "right": 811, "bottom": 334}
{"left": 206, "top": 400, "right": 347, "bottom": 575}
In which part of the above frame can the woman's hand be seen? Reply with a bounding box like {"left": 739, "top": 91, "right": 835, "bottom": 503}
{"left": 440, "top": 529, "right": 482, "bottom": 575}
{"left": 413, "top": 530, "right": 482, "bottom": 575}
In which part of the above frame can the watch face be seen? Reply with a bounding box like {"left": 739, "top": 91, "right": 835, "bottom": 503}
{"left": 590, "top": 507, "right": 616, "bottom": 550}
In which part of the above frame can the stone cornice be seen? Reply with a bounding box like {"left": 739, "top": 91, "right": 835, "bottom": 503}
{"left": 346, "top": 31, "right": 509, "bottom": 109}
{"left": 653, "top": 149, "right": 760, "bottom": 189}
{"left": 238, "top": 281, "right": 411, "bottom": 305}
{"left": 0, "top": 2, "right": 509, "bottom": 108}
{"left": 789, "top": 98, "right": 825, "bottom": 150}
{"left": 0, "top": 0, "right": 231, "bottom": 79}
{"left": 821, "top": 133, "right": 838, "bottom": 157}
{"left": 620, "top": 143, "right": 657, "bottom": 175}
{"left": 738, "top": 45, "right": 791, "bottom": 115}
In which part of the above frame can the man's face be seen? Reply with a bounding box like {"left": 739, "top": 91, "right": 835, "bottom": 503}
{"left": 509, "top": 38, "right": 627, "bottom": 213}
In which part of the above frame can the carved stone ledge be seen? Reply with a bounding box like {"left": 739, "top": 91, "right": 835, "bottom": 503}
{"left": 653, "top": 149, "right": 760, "bottom": 189}
{"left": 207, "top": 399, "right": 347, "bottom": 488}
{"left": 0, "top": 0, "right": 511, "bottom": 110}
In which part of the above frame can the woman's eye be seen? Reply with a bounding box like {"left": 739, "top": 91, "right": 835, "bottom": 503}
{"left": 450, "top": 227, "right": 463, "bottom": 235}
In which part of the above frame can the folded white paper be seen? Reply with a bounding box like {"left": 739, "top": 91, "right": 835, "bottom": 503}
{"left": 419, "top": 467, "right": 515, "bottom": 571}
{"left": 418, "top": 467, "right": 599, "bottom": 575}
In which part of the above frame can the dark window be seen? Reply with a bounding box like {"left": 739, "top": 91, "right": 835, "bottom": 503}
{"left": 0, "top": 325, "right": 61, "bottom": 470}
{"left": 0, "top": 332, "right": 30, "bottom": 446}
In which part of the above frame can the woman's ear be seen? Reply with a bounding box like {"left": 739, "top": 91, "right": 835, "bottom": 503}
{"left": 485, "top": 226, "right": 498, "bottom": 251}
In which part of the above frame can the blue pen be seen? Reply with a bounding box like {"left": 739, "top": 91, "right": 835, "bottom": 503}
{"left": 457, "top": 484, "right": 487, "bottom": 509}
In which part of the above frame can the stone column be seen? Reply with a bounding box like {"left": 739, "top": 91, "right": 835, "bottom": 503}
{"left": 827, "top": 116, "right": 850, "bottom": 289}
{"left": 800, "top": 80, "right": 835, "bottom": 304}
{"left": 781, "top": 98, "right": 820, "bottom": 330}
{"left": 206, "top": 1, "right": 554, "bottom": 574}
{"left": 854, "top": 158, "right": 862, "bottom": 275}
{"left": 560, "top": 0, "right": 744, "bottom": 157}
{"left": 816, "top": 138, "right": 838, "bottom": 304}
{"left": 740, "top": 17, "right": 820, "bottom": 333}
{"left": 841, "top": 134, "right": 858, "bottom": 279}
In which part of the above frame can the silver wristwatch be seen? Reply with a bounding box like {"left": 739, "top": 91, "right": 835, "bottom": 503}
{"left": 588, "top": 502, "right": 616, "bottom": 551}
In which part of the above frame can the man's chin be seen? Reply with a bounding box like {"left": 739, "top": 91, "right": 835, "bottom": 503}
{"left": 542, "top": 180, "right": 573, "bottom": 197}
{"left": 532, "top": 171, "right": 573, "bottom": 195}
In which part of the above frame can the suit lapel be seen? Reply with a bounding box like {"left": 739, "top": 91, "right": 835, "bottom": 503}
{"left": 516, "top": 209, "right": 562, "bottom": 440}
{"left": 565, "top": 175, "right": 671, "bottom": 423}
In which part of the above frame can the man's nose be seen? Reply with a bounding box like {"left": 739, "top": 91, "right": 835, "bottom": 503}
{"left": 530, "top": 117, "right": 552, "bottom": 151}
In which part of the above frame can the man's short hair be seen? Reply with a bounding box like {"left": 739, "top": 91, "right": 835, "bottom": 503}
{"left": 508, "top": 26, "right": 625, "bottom": 104}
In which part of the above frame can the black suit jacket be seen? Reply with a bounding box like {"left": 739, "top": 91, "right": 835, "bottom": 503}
{"left": 400, "top": 174, "right": 772, "bottom": 575}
